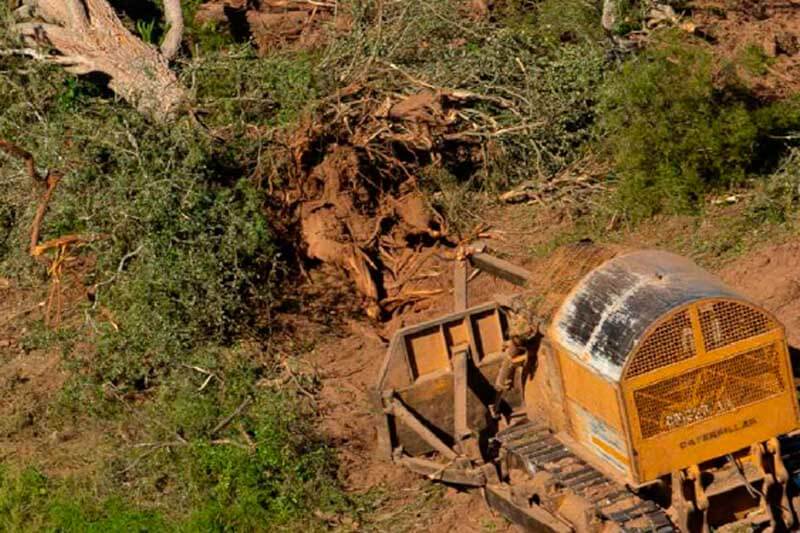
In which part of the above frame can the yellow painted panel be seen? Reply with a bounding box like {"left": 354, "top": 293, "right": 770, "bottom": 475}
{"left": 626, "top": 336, "right": 800, "bottom": 482}
{"left": 633, "top": 394, "right": 799, "bottom": 481}
{"left": 559, "top": 351, "right": 624, "bottom": 431}
{"left": 567, "top": 400, "right": 631, "bottom": 477}
{"left": 472, "top": 310, "right": 503, "bottom": 359}
{"left": 406, "top": 327, "right": 448, "bottom": 378}
{"left": 443, "top": 320, "right": 470, "bottom": 349}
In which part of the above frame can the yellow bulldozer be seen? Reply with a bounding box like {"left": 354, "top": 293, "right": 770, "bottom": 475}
{"left": 373, "top": 243, "right": 800, "bottom": 532}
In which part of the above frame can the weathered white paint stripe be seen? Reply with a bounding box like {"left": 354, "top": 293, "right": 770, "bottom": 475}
{"left": 581, "top": 273, "right": 651, "bottom": 380}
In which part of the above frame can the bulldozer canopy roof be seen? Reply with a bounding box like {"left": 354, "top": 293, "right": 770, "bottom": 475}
{"left": 551, "top": 250, "right": 743, "bottom": 381}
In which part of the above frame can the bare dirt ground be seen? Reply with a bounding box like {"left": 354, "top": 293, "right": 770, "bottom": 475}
{"left": 0, "top": 280, "right": 114, "bottom": 478}
{"left": 306, "top": 202, "right": 800, "bottom": 531}
{"left": 692, "top": 0, "right": 800, "bottom": 98}
{"left": 721, "top": 240, "right": 800, "bottom": 346}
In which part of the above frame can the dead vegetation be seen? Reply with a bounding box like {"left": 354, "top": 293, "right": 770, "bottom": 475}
{"left": 0, "top": 140, "right": 103, "bottom": 327}
{"left": 268, "top": 77, "right": 569, "bottom": 319}
{"left": 195, "top": 0, "right": 348, "bottom": 55}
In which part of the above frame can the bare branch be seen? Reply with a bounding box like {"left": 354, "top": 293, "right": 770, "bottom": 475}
{"left": 211, "top": 397, "right": 254, "bottom": 436}
{"left": 160, "top": 0, "right": 184, "bottom": 60}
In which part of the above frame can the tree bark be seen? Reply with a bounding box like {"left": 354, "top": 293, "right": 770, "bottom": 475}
{"left": 15, "top": 0, "right": 187, "bottom": 121}
{"left": 160, "top": 0, "right": 185, "bottom": 60}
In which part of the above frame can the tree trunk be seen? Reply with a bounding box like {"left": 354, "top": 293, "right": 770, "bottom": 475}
{"left": 15, "top": 0, "right": 187, "bottom": 121}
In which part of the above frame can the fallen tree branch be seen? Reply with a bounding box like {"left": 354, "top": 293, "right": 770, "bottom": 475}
{"left": 29, "top": 172, "right": 62, "bottom": 256}
{"left": 15, "top": 0, "right": 187, "bottom": 120}
{"left": 211, "top": 397, "right": 254, "bottom": 436}
{"left": 0, "top": 139, "right": 44, "bottom": 183}
{"left": 160, "top": 0, "right": 185, "bottom": 60}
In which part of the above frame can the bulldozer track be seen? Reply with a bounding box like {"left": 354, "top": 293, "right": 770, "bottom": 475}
{"left": 496, "top": 420, "right": 676, "bottom": 532}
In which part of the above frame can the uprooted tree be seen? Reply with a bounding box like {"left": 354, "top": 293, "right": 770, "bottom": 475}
{"left": 13, "top": 0, "right": 187, "bottom": 121}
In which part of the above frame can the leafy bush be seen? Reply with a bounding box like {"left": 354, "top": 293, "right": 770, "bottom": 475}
{"left": 0, "top": 467, "right": 166, "bottom": 532}
{"left": 599, "top": 31, "right": 800, "bottom": 219}
{"left": 0, "top": 5, "right": 342, "bottom": 529}
{"left": 739, "top": 43, "right": 773, "bottom": 77}
{"left": 536, "top": 0, "right": 605, "bottom": 44}
{"left": 750, "top": 147, "right": 800, "bottom": 225}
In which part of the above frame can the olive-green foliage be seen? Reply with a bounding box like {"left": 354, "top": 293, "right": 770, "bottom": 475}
{"left": 536, "top": 0, "right": 605, "bottom": 44}
{"left": 750, "top": 147, "right": 800, "bottom": 225}
{"left": 181, "top": 0, "right": 238, "bottom": 53}
{"left": 0, "top": 384, "right": 343, "bottom": 531}
{"left": 323, "top": 0, "right": 608, "bottom": 192}
{"left": 739, "top": 43, "right": 773, "bottom": 77}
{"left": 0, "top": 467, "right": 166, "bottom": 532}
{"left": 189, "top": 49, "right": 319, "bottom": 128}
{"left": 1, "top": 74, "right": 276, "bottom": 386}
{"left": 0, "top": 3, "right": 342, "bottom": 529}
{"left": 0, "top": 43, "right": 321, "bottom": 388}
{"left": 599, "top": 31, "right": 800, "bottom": 220}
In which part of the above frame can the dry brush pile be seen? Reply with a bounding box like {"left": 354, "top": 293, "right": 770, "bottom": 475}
{"left": 268, "top": 83, "right": 504, "bottom": 319}
{"left": 4, "top": 0, "right": 615, "bottom": 325}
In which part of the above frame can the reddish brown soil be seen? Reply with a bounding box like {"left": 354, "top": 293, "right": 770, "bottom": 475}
{"left": 308, "top": 206, "right": 800, "bottom": 530}
{"left": 721, "top": 240, "right": 800, "bottom": 347}
{"left": 691, "top": 0, "right": 800, "bottom": 98}
{"left": 0, "top": 280, "right": 113, "bottom": 476}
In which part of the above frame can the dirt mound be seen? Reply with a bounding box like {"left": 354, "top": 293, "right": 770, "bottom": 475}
{"left": 195, "top": 0, "right": 349, "bottom": 55}
{"left": 720, "top": 239, "right": 800, "bottom": 346}
{"left": 271, "top": 85, "right": 502, "bottom": 320}
{"left": 691, "top": 0, "right": 800, "bottom": 98}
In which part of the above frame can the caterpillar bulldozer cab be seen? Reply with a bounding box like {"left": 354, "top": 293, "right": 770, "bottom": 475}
{"left": 373, "top": 243, "right": 800, "bottom": 532}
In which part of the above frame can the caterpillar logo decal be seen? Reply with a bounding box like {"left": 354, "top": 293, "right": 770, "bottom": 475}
{"left": 679, "top": 418, "right": 757, "bottom": 449}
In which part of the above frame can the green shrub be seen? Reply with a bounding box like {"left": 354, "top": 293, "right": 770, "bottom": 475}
{"left": 536, "top": 0, "right": 605, "bottom": 44}
{"left": 599, "top": 31, "right": 800, "bottom": 219}
{"left": 739, "top": 43, "right": 773, "bottom": 77}
{"left": 0, "top": 6, "right": 343, "bottom": 530}
{"left": 0, "top": 467, "right": 166, "bottom": 533}
{"left": 750, "top": 147, "right": 800, "bottom": 224}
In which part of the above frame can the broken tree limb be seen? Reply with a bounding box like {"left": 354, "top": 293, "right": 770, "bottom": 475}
{"left": 211, "top": 396, "right": 254, "bottom": 436}
{"left": 397, "top": 455, "right": 486, "bottom": 487}
{"left": 0, "top": 139, "right": 44, "bottom": 182}
{"left": 160, "top": 0, "right": 185, "bottom": 60}
{"left": 15, "top": 0, "right": 187, "bottom": 121}
{"left": 469, "top": 252, "right": 531, "bottom": 287}
{"left": 29, "top": 172, "right": 61, "bottom": 256}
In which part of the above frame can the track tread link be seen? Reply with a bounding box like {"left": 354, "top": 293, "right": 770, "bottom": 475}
{"left": 495, "top": 421, "right": 677, "bottom": 532}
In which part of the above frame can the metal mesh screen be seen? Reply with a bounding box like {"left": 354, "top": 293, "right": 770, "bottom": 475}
{"left": 634, "top": 344, "right": 785, "bottom": 439}
{"left": 626, "top": 310, "right": 696, "bottom": 378}
{"left": 699, "top": 300, "right": 776, "bottom": 353}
